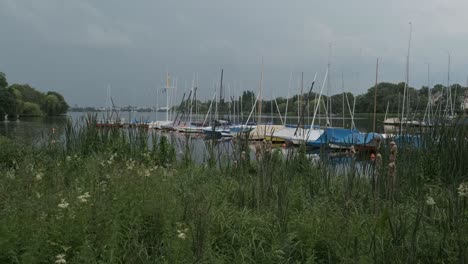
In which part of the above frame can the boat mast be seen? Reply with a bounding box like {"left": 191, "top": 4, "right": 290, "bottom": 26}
{"left": 165, "top": 73, "right": 170, "bottom": 122}
{"left": 257, "top": 58, "right": 264, "bottom": 125}
{"left": 372, "top": 58, "right": 379, "bottom": 132}
{"left": 342, "top": 72, "right": 345, "bottom": 128}
{"left": 285, "top": 71, "right": 292, "bottom": 125}
{"left": 219, "top": 69, "right": 224, "bottom": 117}
{"left": 446, "top": 52, "right": 453, "bottom": 117}
{"left": 299, "top": 72, "right": 304, "bottom": 125}
{"left": 400, "top": 22, "right": 412, "bottom": 132}
{"left": 327, "top": 43, "right": 332, "bottom": 127}
{"left": 311, "top": 69, "right": 328, "bottom": 129}
{"left": 423, "top": 63, "right": 431, "bottom": 124}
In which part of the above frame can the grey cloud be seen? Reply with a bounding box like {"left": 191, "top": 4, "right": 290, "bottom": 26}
{"left": 0, "top": 0, "right": 467, "bottom": 107}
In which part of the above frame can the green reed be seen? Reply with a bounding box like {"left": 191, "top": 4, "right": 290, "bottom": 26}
{"left": 0, "top": 119, "right": 467, "bottom": 263}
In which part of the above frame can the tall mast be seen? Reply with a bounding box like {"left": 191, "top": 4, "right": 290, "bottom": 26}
{"left": 285, "top": 71, "right": 292, "bottom": 125}
{"left": 219, "top": 69, "right": 224, "bottom": 115}
{"left": 446, "top": 53, "right": 453, "bottom": 117}
{"left": 400, "top": 22, "right": 412, "bottom": 132}
{"left": 165, "top": 73, "right": 170, "bottom": 122}
{"left": 342, "top": 72, "right": 345, "bottom": 128}
{"left": 300, "top": 72, "right": 304, "bottom": 126}
{"left": 427, "top": 63, "right": 431, "bottom": 123}
{"left": 372, "top": 58, "right": 379, "bottom": 132}
{"left": 257, "top": 58, "right": 264, "bottom": 125}
{"left": 327, "top": 43, "right": 332, "bottom": 127}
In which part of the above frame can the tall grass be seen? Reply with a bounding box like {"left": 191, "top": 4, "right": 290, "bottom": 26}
{"left": 0, "top": 120, "right": 467, "bottom": 263}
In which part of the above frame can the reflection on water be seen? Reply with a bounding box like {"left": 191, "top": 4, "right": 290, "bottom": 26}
{"left": 1, "top": 112, "right": 389, "bottom": 139}
{"left": 1, "top": 112, "right": 387, "bottom": 172}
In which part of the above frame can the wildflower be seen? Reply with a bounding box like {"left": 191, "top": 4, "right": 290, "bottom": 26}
{"left": 77, "top": 192, "right": 91, "bottom": 203}
{"left": 6, "top": 168, "right": 15, "bottom": 179}
{"left": 458, "top": 182, "right": 468, "bottom": 197}
{"left": 142, "top": 169, "right": 150, "bottom": 177}
{"left": 55, "top": 253, "right": 66, "bottom": 264}
{"left": 61, "top": 246, "right": 71, "bottom": 252}
{"left": 426, "top": 196, "right": 436, "bottom": 206}
{"left": 126, "top": 159, "right": 136, "bottom": 170}
{"left": 58, "top": 199, "right": 69, "bottom": 209}
{"left": 177, "top": 232, "right": 187, "bottom": 240}
{"left": 35, "top": 172, "right": 43, "bottom": 181}
{"left": 66, "top": 156, "right": 71, "bottom": 162}
{"left": 176, "top": 223, "right": 189, "bottom": 240}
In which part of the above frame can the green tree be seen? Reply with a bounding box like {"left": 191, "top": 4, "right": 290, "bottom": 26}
{"left": 240, "top": 90, "right": 255, "bottom": 112}
{"left": 0, "top": 72, "right": 8, "bottom": 89}
{"left": 22, "top": 102, "right": 43, "bottom": 116}
{"left": 0, "top": 88, "right": 16, "bottom": 116}
{"left": 42, "top": 93, "right": 68, "bottom": 116}
{"left": 9, "top": 84, "right": 45, "bottom": 106}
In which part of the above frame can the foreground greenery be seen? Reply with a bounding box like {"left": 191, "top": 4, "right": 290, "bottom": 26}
{"left": 0, "top": 71, "right": 68, "bottom": 117}
{"left": 0, "top": 123, "right": 467, "bottom": 263}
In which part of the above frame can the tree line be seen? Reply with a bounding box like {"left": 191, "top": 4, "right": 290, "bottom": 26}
{"left": 176, "top": 82, "right": 467, "bottom": 116}
{"left": 0, "top": 72, "right": 69, "bottom": 117}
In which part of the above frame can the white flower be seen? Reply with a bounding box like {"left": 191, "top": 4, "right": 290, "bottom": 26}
{"left": 55, "top": 253, "right": 66, "bottom": 264}
{"left": 58, "top": 199, "right": 69, "bottom": 209}
{"left": 61, "top": 246, "right": 71, "bottom": 252}
{"left": 77, "top": 192, "right": 91, "bottom": 203}
{"left": 426, "top": 196, "right": 436, "bottom": 206}
{"left": 6, "top": 169, "right": 15, "bottom": 179}
{"left": 126, "top": 159, "right": 136, "bottom": 170}
{"left": 177, "top": 232, "right": 187, "bottom": 240}
{"left": 142, "top": 169, "right": 150, "bottom": 177}
{"left": 458, "top": 182, "right": 468, "bottom": 197}
{"left": 35, "top": 172, "right": 43, "bottom": 181}
{"left": 66, "top": 156, "right": 71, "bottom": 162}
{"left": 177, "top": 227, "right": 189, "bottom": 240}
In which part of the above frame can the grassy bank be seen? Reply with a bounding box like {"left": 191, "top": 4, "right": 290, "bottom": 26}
{"left": 0, "top": 123, "right": 467, "bottom": 263}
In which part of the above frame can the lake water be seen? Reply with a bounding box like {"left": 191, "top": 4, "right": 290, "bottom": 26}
{"left": 1, "top": 112, "right": 391, "bottom": 176}
{"left": 0, "top": 111, "right": 388, "bottom": 140}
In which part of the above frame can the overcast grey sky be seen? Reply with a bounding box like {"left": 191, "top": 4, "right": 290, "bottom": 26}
{"left": 1, "top": 0, "right": 467, "bottom": 107}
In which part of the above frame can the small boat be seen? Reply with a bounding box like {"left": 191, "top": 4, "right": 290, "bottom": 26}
{"left": 306, "top": 127, "right": 359, "bottom": 149}
{"left": 202, "top": 126, "right": 232, "bottom": 138}
{"left": 229, "top": 124, "right": 257, "bottom": 137}
{"left": 148, "top": 120, "right": 173, "bottom": 129}
{"left": 176, "top": 122, "right": 205, "bottom": 133}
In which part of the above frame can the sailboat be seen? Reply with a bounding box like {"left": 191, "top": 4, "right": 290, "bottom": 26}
{"left": 383, "top": 22, "right": 430, "bottom": 130}
{"left": 267, "top": 73, "right": 318, "bottom": 144}
{"left": 149, "top": 73, "right": 176, "bottom": 130}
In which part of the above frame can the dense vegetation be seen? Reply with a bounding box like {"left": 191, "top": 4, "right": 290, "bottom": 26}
{"left": 0, "top": 71, "right": 68, "bottom": 117}
{"left": 0, "top": 121, "right": 467, "bottom": 263}
{"left": 169, "top": 82, "right": 467, "bottom": 118}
